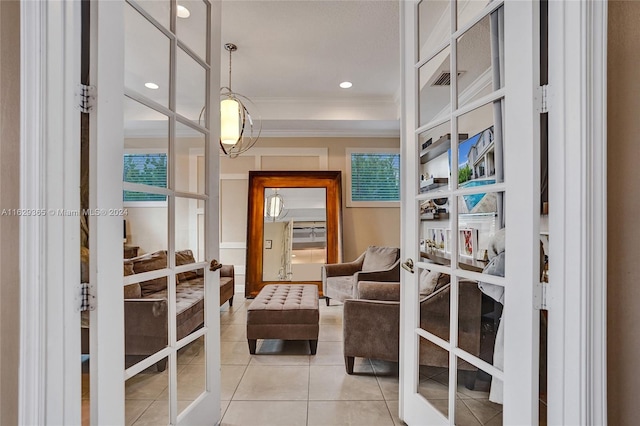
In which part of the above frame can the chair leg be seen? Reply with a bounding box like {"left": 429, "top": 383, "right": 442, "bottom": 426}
{"left": 248, "top": 339, "right": 257, "bottom": 354}
{"left": 156, "top": 358, "right": 167, "bottom": 372}
{"left": 345, "top": 356, "right": 355, "bottom": 374}
{"left": 325, "top": 297, "right": 330, "bottom": 306}
{"left": 464, "top": 370, "right": 477, "bottom": 390}
{"left": 309, "top": 340, "right": 318, "bottom": 355}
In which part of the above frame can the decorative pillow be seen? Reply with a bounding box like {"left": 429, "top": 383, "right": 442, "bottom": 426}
{"left": 436, "top": 273, "right": 450, "bottom": 291}
{"left": 132, "top": 251, "right": 168, "bottom": 296}
{"left": 419, "top": 269, "right": 440, "bottom": 297}
{"left": 175, "top": 249, "right": 198, "bottom": 282}
{"left": 123, "top": 260, "right": 134, "bottom": 276}
{"left": 123, "top": 283, "right": 141, "bottom": 299}
{"left": 361, "top": 246, "right": 399, "bottom": 271}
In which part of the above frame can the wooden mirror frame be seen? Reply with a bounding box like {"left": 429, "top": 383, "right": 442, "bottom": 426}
{"left": 245, "top": 170, "right": 343, "bottom": 298}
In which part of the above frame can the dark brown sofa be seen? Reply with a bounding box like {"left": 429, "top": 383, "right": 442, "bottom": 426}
{"left": 342, "top": 279, "right": 482, "bottom": 377}
{"left": 80, "top": 249, "right": 234, "bottom": 369}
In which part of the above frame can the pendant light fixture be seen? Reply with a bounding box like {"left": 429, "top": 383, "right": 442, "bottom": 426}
{"left": 220, "top": 43, "right": 261, "bottom": 158}
{"left": 264, "top": 189, "right": 284, "bottom": 220}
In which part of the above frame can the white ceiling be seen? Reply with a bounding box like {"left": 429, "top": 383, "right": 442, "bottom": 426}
{"left": 219, "top": 0, "right": 401, "bottom": 137}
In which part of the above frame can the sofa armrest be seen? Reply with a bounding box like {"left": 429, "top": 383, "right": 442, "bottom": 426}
{"left": 220, "top": 264, "right": 234, "bottom": 279}
{"left": 323, "top": 261, "right": 361, "bottom": 278}
{"left": 354, "top": 259, "right": 400, "bottom": 284}
{"left": 357, "top": 281, "right": 400, "bottom": 302}
{"left": 343, "top": 299, "right": 400, "bottom": 362}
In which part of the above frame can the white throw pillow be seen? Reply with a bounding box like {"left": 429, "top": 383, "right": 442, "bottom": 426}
{"left": 362, "top": 246, "right": 398, "bottom": 271}
{"left": 419, "top": 269, "right": 441, "bottom": 297}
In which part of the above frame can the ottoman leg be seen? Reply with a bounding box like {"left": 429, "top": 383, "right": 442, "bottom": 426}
{"left": 325, "top": 297, "right": 330, "bottom": 306}
{"left": 248, "top": 339, "right": 257, "bottom": 354}
{"left": 309, "top": 339, "right": 318, "bottom": 355}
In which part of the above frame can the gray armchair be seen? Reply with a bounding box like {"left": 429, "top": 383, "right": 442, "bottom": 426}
{"left": 343, "top": 279, "right": 483, "bottom": 380}
{"left": 321, "top": 246, "right": 400, "bottom": 306}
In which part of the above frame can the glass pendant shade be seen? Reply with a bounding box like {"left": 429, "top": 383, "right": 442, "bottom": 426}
{"left": 265, "top": 193, "right": 284, "bottom": 219}
{"left": 220, "top": 98, "right": 240, "bottom": 146}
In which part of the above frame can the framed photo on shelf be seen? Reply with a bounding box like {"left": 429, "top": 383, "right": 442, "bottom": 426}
{"left": 459, "top": 228, "right": 478, "bottom": 258}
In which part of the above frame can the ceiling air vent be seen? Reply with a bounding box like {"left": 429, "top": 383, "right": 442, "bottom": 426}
{"left": 431, "top": 71, "right": 464, "bottom": 86}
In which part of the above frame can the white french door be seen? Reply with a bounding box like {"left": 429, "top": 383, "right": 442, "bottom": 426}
{"left": 89, "top": 1, "right": 221, "bottom": 424}
{"left": 400, "top": 1, "right": 543, "bottom": 424}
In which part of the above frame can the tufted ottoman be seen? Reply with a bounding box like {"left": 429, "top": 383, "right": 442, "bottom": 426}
{"left": 246, "top": 284, "right": 319, "bottom": 355}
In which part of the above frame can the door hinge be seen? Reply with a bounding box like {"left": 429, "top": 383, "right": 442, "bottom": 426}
{"left": 535, "top": 84, "right": 550, "bottom": 113}
{"left": 76, "top": 84, "right": 96, "bottom": 113}
{"left": 534, "top": 282, "right": 549, "bottom": 310}
{"left": 78, "top": 282, "right": 96, "bottom": 312}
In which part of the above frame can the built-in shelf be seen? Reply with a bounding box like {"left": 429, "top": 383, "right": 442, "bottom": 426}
{"left": 420, "top": 133, "right": 468, "bottom": 164}
{"left": 420, "top": 177, "right": 448, "bottom": 193}
{"left": 420, "top": 212, "right": 449, "bottom": 221}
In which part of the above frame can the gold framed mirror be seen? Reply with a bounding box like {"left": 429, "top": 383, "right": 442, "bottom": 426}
{"left": 245, "top": 170, "right": 343, "bottom": 298}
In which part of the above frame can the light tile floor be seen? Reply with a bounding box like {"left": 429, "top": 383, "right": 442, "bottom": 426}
{"left": 84, "top": 294, "right": 505, "bottom": 426}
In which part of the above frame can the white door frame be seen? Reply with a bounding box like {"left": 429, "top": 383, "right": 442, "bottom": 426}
{"left": 19, "top": 0, "right": 82, "bottom": 424}
{"left": 398, "top": 0, "right": 608, "bottom": 424}
{"left": 19, "top": 0, "right": 223, "bottom": 424}
{"left": 547, "top": 1, "right": 608, "bottom": 424}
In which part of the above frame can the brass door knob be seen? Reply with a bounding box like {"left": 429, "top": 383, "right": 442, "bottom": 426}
{"left": 401, "top": 258, "right": 415, "bottom": 274}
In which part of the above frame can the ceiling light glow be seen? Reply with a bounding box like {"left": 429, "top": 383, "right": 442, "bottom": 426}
{"left": 144, "top": 82, "right": 159, "bottom": 90}
{"left": 339, "top": 81, "right": 353, "bottom": 89}
{"left": 177, "top": 5, "right": 191, "bottom": 18}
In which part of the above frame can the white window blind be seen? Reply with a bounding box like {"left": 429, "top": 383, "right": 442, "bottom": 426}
{"left": 123, "top": 153, "right": 167, "bottom": 201}
{"left": 347, "top": 149, "right": 400, "bottom": 207}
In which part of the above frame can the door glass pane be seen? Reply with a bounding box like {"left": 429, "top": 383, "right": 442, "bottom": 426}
{"left": 418, "top": 338, "right": 450, "bottom": 418}
{"left": 418, "top": 267, "right": 450, "bottom": 342}
{"left": 124, "top": 97, "right": 169, "bottom": 189}
{"left": 132, "top": 0, "right": 170, "bottom": 30}
{"left": 457, "top": 9, "right": 504, "bottom": 108}
{"left": 457, "top": 0, "right": 490, "bottom": 31}
{"left": 123, "top": 191, "right": 168, "bottom": 264}
{"left": 176, "top": 47, "right": 206, "bottom": 124}
{"left": 418, "top": 0, "right": 451, "bottom": 62}
{"left": 125, "top": 3, "right": 170, "bottom": 107}
{"left": 457, "top": 101, "right": 503, "bottom": 185}
{"left": 176, "top": 0, "right": 208, "bottom": 60}
{"left": 125, "top": 357, "right": 170, "bottom": 425}
{"left": 175, "top": 197, "right": 205, "bottom": 262}
{"left": 419, "top": 196, "right": 452, "bottom": 267}
{"left": 124, "top": 279, "right": 169, "bottom": 368}
{"left": 177, "top": 335, "right": 206, "bottom": 413}
{"left": 456, "top": 279, "right": 486, "bottom": 357}
{"left": 419, "top": 47, "right": 452, "bottom": 127}
{"left": 419, "top": 120, "right": 452, "bottom": 193}
{"left": 175, "top": 122, "right": 206, "bottom": 194}
{"left": 455, "top": 362, "right": 503, "bottom": 425}
{"left": 457, "top": 192, "right": 503, "bottom": 270}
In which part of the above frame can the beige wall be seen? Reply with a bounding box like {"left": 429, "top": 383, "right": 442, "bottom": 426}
{"left": 0, "top": 1, "right": 20, "bottom": 424}
{"left": 219, "top": 137, "right": 401, "bottom": 273}
{"left": 607, "top": 2, "right": 640, "bottom": 424}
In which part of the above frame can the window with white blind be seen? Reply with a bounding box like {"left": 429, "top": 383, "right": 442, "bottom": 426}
{"left": 346, "top": 148, "right": 400, "bottom": 207}
{"left": 123, "top": 152, "right": 167, "bottom": 204}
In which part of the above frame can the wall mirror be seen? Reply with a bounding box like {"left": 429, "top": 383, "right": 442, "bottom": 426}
{"left": 246, "top": 171, "right": 343, "bottom": 298}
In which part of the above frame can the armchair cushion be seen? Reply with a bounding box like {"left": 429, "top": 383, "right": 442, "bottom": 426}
{"left": 361, "top": 246, "right": 399, "bottom": 271}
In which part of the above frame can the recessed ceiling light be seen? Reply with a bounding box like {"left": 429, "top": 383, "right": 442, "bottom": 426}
{"left": 144, "top": 82, "right": 159, "bottom": 90}
{"left": 177, "top": 5, "right": 190, "bottom": 18}
{"left": 339, "top": 81, "right": 353, "bottom": 89}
